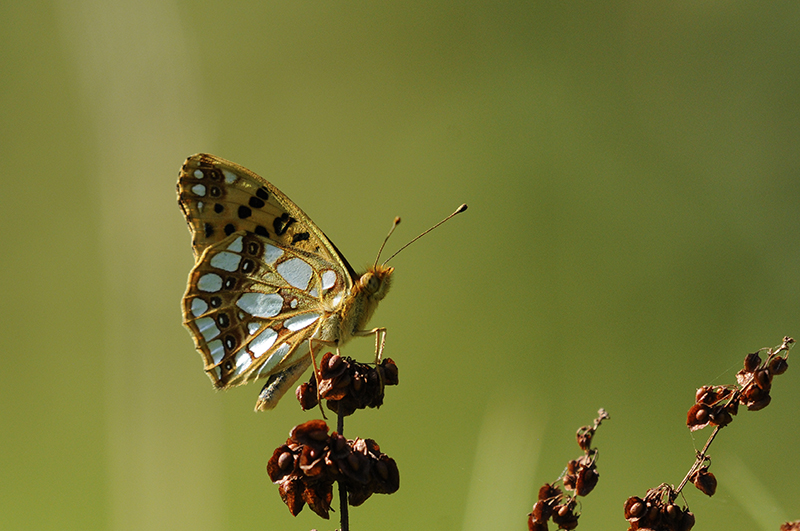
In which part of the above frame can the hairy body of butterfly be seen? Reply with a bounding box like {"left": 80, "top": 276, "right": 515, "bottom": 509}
{"left": 177, "top": 153, "right": 393, "bottom": 411}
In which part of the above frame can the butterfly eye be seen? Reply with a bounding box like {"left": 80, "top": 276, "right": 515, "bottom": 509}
{"left": 361, "top": 273, "right": 380, "bottom": 294}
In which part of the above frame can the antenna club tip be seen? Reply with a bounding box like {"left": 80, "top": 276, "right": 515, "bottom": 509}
{"left": 456, "top": 203, "right": 468, "bottom": 213}
{"left": 394, "top": 216, "right": 401, "bottom": 224}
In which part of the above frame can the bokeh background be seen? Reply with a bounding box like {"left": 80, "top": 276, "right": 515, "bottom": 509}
{"left": 2, "top": 2, "right": 799, "bottom": 530}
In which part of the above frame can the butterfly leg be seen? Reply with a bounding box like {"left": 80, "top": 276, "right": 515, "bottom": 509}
{"left": 353, "top": 327, "right": 387, "bottom": 364}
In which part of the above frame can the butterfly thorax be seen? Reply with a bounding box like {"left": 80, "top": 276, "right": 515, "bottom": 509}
{"left": 333, "top": 264, "right": 393, "bottom": 344}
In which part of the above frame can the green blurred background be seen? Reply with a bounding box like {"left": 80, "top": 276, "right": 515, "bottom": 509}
{"left": 2, "top": 2, "right": 798, "bottom": 530}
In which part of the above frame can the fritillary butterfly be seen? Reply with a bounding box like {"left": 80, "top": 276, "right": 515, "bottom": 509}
{"left": 177, "top": 153, "right": 466, "bottom": 411}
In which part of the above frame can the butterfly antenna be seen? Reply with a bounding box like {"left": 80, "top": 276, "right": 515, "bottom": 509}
{"left": 374, "top": 216, "right": 402, "bottom": 268}
{"left": 383, "top": 203, "right": 468, "bottom": 265}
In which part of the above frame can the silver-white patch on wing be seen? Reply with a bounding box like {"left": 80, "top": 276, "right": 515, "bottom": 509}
{"left": 236, "top": 292, "right": 283, "bottom": 318}
{"left": 284, "top": 313, "right": 320, "bottom": 331}
{"left": 197, "top": 273, "right": 223, "bottom": 292}
{"left": 249, "top": 328, "right": 278, "bottom": 358}
{"left": 210, "top": 251, "right": 241, "bottom": 272}
{"left": 277, "top": 257, "right": 312, "bottom": 290}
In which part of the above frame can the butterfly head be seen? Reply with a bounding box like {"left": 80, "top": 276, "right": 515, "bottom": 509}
{"left": 356, "top": 264, "right": 394, "bottom": 302}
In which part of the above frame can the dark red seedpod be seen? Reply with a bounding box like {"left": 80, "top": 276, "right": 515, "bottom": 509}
{"left": 754, "top": 368, "right": 773, "bottom": 391}
{"left": 690, "top": 467, "right": 717, "bottom": 497}
{"left": 623, "top": 496, "right": 646, "bottom": 521}
{"left": 743, "top": 352, "right": 761, "bottom": 372}
{"left": 770, "top": 355, "right": 789, "bottom": 375}
{"left": 740, "top": 382, "right": 772, "bottom": 411}
{"left": 538, "top": 483, "right": 562, "bottom": 501}
{"left": 551, "top": 500, "right": 579, "bottom": 530}
{"left": 296, "top": 380, "right": 318, "bottom": 410}
{"left": 530, "top": 499, "right": 553, "bottom": 523}
{"left": 687, "top": 403, "right": 710, "bottom": 430}
{"left": 527, "top": 512, "right": 549, "bottom": 531}
{"left": 679, "top": 510, "right": 696, "bottom": 531}
{"left": 708, "top": 408, "right": 733, "bottom": 428}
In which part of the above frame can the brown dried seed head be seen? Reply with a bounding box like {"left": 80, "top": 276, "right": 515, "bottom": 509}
{"left": 538, "top": 483, "right": 561, "bottom": 501}
{"left": 624, "top": 496, "right": 647, "bottom": 521}
{"left": 709, "top": 408, "right": 733, "bottom": 428}
{"left": 528, "top": 511, "right": 549, "bottom": 531}
{"left": 746, "top": 393, "right": 772, "bottom": 411}
{"left": 575, "top": 466, "right": 599, "bottom": 497}
{"left": 744, "top": 352, "right": 761, "bottom": 372}
{"left": 531, "top": 499, "right": 553, "bottom": 522}
{"left": 680, "top": 510, "right": 696, "bottom": 531}
{"left": 296, "top": 381, "right": 318, "bottom": 410}
{"left": 755, "top": 369, "right": 772, "bottom": 391}
{"left": 695, "top": 386, "right": 711, "bottom": 404}
{"left": 691, "top": 467, "right": 717, "bottom": 496}
{"left": 552, "top": 501, "right": 579, "bottom": 530}
{"left": 770, "top": 356, "right": 788, "bottom": 375}
{"left": 327, "top": 353, "right": 343, "bottom": 371}
{"left": 382, "top": 358, "right": 399, "bottom": 385}
{"left": 687, "top": 404, "right": 710, "bottom": 431}
{"left": 665, "top": 504, "right": 681, "bottom": 520}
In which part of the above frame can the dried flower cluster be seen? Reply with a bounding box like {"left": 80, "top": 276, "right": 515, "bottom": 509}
{"left": 297, "top": 352, "right": 399, "bottom": 416}
{"left": 529, "top": 484, "right": 579, "bottom": 531}
{"left": 623, "top": 337, "right": 794, "bottom": 530}
{"left": 267, "top": 419, "right": 399, "bottom": 518}
{"left": 528, "top": 409, "right": 609, "bottom": 531}
{"left": 687, "top": 337, "right": 792, "bottom": 431}
{"left": 623, "top": 485, "right": 695, "bottom": 531}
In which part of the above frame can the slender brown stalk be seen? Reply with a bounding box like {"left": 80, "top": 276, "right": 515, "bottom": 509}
{"left": 338, "top": 411, "right": 349, "bottom": 531}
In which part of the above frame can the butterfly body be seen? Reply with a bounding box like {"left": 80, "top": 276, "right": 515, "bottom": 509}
{"left": 177, "top": 154, "right": 393, "bottom": 410}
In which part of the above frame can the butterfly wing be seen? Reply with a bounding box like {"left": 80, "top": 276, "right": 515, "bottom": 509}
{"left": 177, "top": 154, "right": 354, "bottom": 391}
{"left": 178, "top": 153, "right": 356, "bottom": 279}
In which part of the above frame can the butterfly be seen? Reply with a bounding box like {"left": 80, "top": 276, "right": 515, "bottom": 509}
{"left": 177, "top": 153, "right": 466, "bottom": 411}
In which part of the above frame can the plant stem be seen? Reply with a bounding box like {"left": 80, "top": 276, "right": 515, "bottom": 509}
{"left": 338, "top": 411, "right": 349, "bottom": 531}
{"left": 675, "top": 425, "right": 721, "bottom": 494}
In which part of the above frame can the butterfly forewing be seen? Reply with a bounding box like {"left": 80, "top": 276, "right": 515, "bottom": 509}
{"left": 178, "top": 154, "right": 356, "bottom": 279}
{"left": 178, "top": 154, "right": 354, "bottom": 391}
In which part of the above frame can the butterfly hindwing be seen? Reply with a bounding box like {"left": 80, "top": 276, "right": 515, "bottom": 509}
{"left": 178, "top": 154, "right": 354, "bottom": 391}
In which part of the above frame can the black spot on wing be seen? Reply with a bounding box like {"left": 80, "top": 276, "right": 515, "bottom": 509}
{"left": 238, "top": 205, "right": 252, "bottom": 219}
{"left": 292, "top": 232, "right": 310, "bottom": 244}
{"left": 273, "top": 213, "right": 296, "bottom": 236}
{"left": 248, "top": 196, "right": 265, "bottom": 209}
